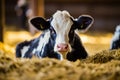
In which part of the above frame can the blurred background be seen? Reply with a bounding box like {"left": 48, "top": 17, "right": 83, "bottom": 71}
{"left": 0, "top": 0, "right": 120, "bottom": 55}
{"left": 2, "top": 0, "right": 120, "bottom": 32}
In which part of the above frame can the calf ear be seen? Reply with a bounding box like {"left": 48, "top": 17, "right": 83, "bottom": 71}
{"left": 75, "top": 15, "right": 94, "bottom": 32}
{"left": 29, "top": 17, "right": 50, "bottom": 30}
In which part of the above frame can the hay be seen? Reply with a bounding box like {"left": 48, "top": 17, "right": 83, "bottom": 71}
{"left": 0, "top": 42, "right": 120, "bottom": 80}
{"left": 83, "top": 49, "right": 120, "bottom": 63}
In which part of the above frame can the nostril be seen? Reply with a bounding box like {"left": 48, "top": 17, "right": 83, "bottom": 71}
{"left": 57, "top": 45, "right": 60, "bottom": 48}
{"left": 64, "top": 45, "right": 68, "bottom": 49}
{"left": 57, "top": 43, "right": 69, "bottom": 52}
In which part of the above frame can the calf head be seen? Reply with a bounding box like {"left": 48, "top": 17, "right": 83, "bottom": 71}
{"left": 30, "top": 10, "right": 94, "bottom": 58}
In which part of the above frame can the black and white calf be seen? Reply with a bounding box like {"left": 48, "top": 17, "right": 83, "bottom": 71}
{"left": 16, "top": 10, "right": 94, "bottom": 61}
{"left": 110, "top": 25, "right": 120, "bottom": 50}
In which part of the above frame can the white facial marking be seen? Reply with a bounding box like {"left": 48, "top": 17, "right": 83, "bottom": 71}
{"left": 21, "top": 46, "right": 30, "bottom": 57}
{"left": 59, "top": 53, "right": 63, "bottom": 60}
{"left": 51, "top": 10, "right": 73, "bottom": 53}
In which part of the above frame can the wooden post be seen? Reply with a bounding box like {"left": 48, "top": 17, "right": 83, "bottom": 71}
{"left": 28, "top": 0, "right": 44, "bottom": 35}
{"left": 0, "top": 0, "right": 5, "bottom": 42}
{"left": 29, "top": 0, "right": 44, "bottom": 17}
{"left": 37, "top": 0, "right": 44, "bottom": 17}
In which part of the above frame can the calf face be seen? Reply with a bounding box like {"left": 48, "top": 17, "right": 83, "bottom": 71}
{"left": 16, "top": 10, "right": 94, "bottom": 61}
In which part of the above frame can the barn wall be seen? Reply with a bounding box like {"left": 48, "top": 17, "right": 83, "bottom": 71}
{"left": 4, "top": 0, "right": 120, "bottom": 32}
{"left": 45, "top": 0, "right": 120, "bottom": 32}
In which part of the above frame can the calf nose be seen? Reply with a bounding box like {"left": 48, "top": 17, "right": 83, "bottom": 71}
{"left": 57, "top": 43, "right": 68, "bottom": 52}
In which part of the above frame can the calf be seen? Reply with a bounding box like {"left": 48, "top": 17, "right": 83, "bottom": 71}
{"left": 16, "top": 10, "right": 94, "bottom": 61}
{"left": 110, "top": 25, "right": 120, "bottom": 50}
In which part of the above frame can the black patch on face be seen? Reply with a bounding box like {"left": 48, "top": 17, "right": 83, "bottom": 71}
{"left": 68, "top": 20, "right": 76, "bottom": 46}
{"left": 68, "top": 28, "right": 75, "bottom": 44}
{"left": 49, "top": 27, "right": 57, "bottom": 41}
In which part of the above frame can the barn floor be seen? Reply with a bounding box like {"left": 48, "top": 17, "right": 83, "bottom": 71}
{"left": 1, "top": 30, "right": 120, "bottom": 80}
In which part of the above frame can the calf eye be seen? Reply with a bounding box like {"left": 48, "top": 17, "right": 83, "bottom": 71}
{"left": 69, "top": 30, "right": 74, "bottom": 41}
{"left": 50, "top": 27, "right": 56, "bottom": 39}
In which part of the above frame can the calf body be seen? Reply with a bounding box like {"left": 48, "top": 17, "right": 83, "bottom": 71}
{"left": 110, "top": 25, "right": 120, "bottom": 50}
{"left": 16, "top": 10, "right": 94, "bottom": 61}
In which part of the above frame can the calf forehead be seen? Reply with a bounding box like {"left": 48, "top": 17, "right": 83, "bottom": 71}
{"left": 51, "top": 11, "right": 73, "bottom": 32}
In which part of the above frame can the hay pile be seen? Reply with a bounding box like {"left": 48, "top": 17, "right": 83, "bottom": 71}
{"left": 0, "top": 43, "right": 120, "bottom": 80}
{"left": 84, "top": 49, "right": 120, "bottom": 63}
